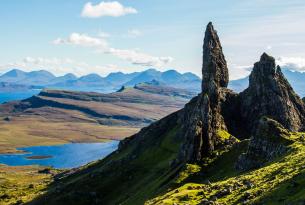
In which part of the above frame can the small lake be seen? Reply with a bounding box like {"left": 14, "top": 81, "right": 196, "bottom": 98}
{"left": 0, "top": 90, "right": 40, "bottom": 103}
{"left": 0, "top": 141, "right": 119, "bottom": 169}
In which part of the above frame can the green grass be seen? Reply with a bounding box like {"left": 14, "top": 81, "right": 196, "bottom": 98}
{"left": 146, "top": 134, "right": 305, "bottom": 205}
{"left": 0, "top": 165, "right": 57, "bottom": 205}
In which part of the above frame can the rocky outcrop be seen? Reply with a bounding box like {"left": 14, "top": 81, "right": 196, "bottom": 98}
{"left": 239, "top": 53, "right": 305, "bottom": 133}
{"left": 236, "top": 117, "right": 293, "bottom": 170}
{"left": 178, "top": 23, "right": 237, "bottom": 162}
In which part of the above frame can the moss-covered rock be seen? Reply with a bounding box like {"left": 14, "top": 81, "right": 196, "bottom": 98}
{"left": 236, "top": 117, "right": 293, "bottom": 170}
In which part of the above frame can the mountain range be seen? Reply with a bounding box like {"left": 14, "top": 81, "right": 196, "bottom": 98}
{"left": 2, "top": 66, "right": 305, "bottom": 97}
{"left": 0, "top": 68, "right": 201, "bottom": 93}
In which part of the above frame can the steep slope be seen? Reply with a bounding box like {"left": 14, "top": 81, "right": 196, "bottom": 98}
{"left": 148, "top": 130, "right": 305, "bottom": 205}
{"left": 27, "top": 22, "right": 305, "bottom": 205}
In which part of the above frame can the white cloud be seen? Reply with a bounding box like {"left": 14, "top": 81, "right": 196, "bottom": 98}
{"left": 98, "top": 31, "right": 110, "bottom": 38}
{"left": 107, "top": 48, "right": 173, "bottom": 67}
{"left": 277, "top": 56, "right": 305, "bottom": 72}
{"left": 53, "top": 33, "right": 173, "bottom": 68}
{"left": 81, "top": 1, "right": 137, "bottom": 18}
{"left": 228, "top": 64, "right": 253, "bottom": 80}
{"left": 53, "top": 33, "right": 108, "bottom": 49}
{"left": 126, "top": 29, "right": 142, "bottom": 38}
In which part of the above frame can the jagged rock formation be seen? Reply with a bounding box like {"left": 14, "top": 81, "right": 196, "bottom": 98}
{"left": 236, "top": 117, "right": 293, "bottom": 170}
{"left": 178, "top": 23, "right": 237, "bottom": 162}
{"left": 178, "top": 25, "right": 305, "bottom": 164}
{"left": 239, "top": 53, "right": 305, "bottom": 133}
{"left": 202, "top": 22, "right": 229, "bottom": 93}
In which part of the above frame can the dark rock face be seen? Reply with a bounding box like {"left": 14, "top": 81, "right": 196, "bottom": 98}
{"left": 240, "top": 53, "right": 305, "bottom": 133}
{"left": 202, "top": 22, "right": 229, "bottom": 93}
{"left": 179, "top": 23, "right": 236, "bottom": 161}
{"left": 236, "top": 117, "right": 292, "bottom": 170}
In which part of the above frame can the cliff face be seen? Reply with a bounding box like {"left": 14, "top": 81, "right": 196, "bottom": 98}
{"left": 179, "top": 23, "right": 236, "bottom": 162}
{"left": 240, "top": 53, "right": 305, "bottom": 133}
{"left": 202, "top": 22, "right": 229, "bottom": 93}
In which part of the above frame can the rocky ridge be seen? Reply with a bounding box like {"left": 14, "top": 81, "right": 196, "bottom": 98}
{"left": 120, "top": 22, "right": 305, "bottom": 166}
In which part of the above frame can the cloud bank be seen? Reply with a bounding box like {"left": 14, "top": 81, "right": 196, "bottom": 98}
{"left": 277, "top": 57, "right": 305, "bottom": 72}
{"left": 81, "top": 1, "right": 137, "bottom": 18}
{"left": 53, "top": 33, "right": 173, "bottom": 68}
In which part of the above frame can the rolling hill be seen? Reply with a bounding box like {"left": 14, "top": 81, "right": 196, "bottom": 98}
{"left": 0, "top": 83, "right": 195, "bottom": 154}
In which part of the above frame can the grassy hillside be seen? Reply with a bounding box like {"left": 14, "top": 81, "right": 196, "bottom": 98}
{"left": 0, "top": 165, "right": 58, "bottom": 205}
{"left": 147, "top": 133, "right": 305, "bottom": 205}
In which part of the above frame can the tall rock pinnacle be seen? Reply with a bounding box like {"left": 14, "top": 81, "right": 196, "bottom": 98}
{"left": 179, "top": 22, "right": 236, "bottom": 162}
{"left": 202, "top": 22, "right": 229, "bottom": 94}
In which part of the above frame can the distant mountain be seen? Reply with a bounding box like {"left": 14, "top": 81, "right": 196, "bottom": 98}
{"left": 0, "top": 69, "right": 56, "bottom": 86}
{"left": 78, "top": 74, "right": 104, "bottom": 82}
{"left": 228, "top": 76, "right": 249, "bottom": 93}
{"left": 105, "top": 72, "right": 139, "bottom": 86}
{"left": 134, "top": 80, "right": 197, "bottom": 99}
{"left": 124, "top": 68, "right": 201, "bottom": 92}
{"left": 0, "top": 69, "right": 28, "bottom": 83}
{"left": 2, "top": 67, "right": 305, "bottom": 96}
{"left": 0, "top": 68, "right": 202, "bottom": 93}
{"left": 124, "top": 69, "right": 161, "bottom": 86}
{"left": 49, "top": 73, "right": 77, "bottom": 84}
{"left": 21, "top": 70, "right": 56, "bottom": 85}
{"left": 281, "top": 68, "right": 305, "bottom": 97}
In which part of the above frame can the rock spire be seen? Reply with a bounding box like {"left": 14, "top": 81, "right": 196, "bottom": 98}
{"left": 202, "top": 22, "right": 229, "bottom": 94}
{"left": 179, "top": 22, "right": 236, "bottom": 162}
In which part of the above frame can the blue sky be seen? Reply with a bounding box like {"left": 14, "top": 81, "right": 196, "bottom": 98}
{"left": 1, "top": 0, "right": 305, "bottom": 79}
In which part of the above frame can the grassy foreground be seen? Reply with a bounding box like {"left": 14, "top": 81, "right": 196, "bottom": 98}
{"left": 146, "top": 133, "right": 305, "bottom": 204}
{"left": 0, "top": 165, "right": 57, "bottom": 205}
